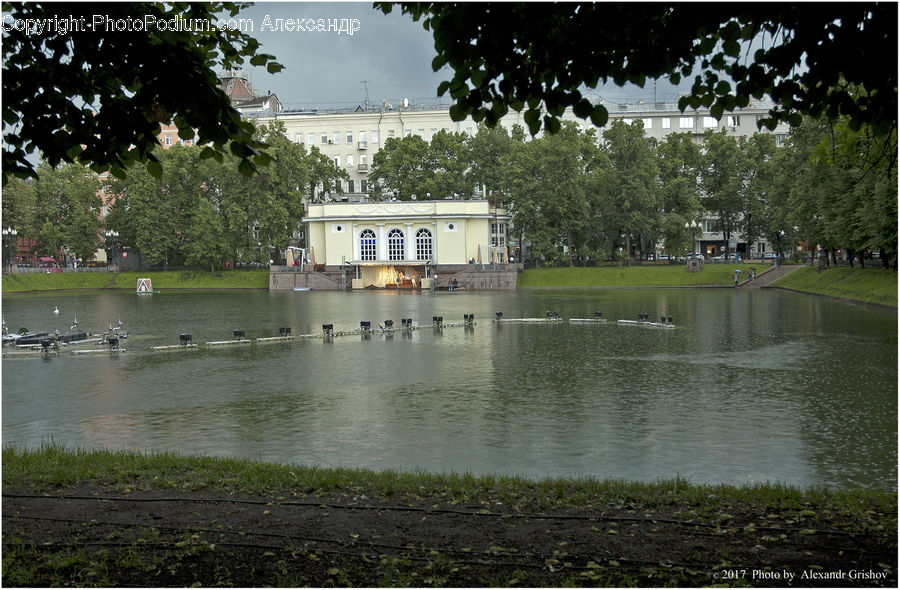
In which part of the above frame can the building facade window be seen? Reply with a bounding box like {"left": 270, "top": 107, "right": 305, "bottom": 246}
{"left": 703, "top": 116, "right": 718, "bottom": 128}
{"left": 662, "top": 117, "right": 671, "bottom": 129}
{"left": 371, "top": 131, "right": 379, "bottom": 144}
{"left": 321, "top": 132, "right": 328, "bottom": 144}
{"left": 309, "top": 132, "right": 315, "bottom": 145}
{"left": 346, "top": 131, "right": 353, "bottom": 143}
{"left": 491, "top": 222, "right": 506, "bottom": 246}
{"left": 642, "top": 118, "right": 652, "bottom": 129}
{"left": 415, "top": 228, "right": 433, "bottom": 260}
{"left": 679, "top": 117, "right": 693, "bottom": 129}
{"left": 359, "top": 229, "right": 376, "bottom": 261}
{"left": 387, "top": 228, "right": 405, "bottom": 260}
{"left": 348, "top": 179, "right": 354, "bottom": 193}
{"left": 295, "top": 134, "right": 303, "bottom": 144}
{"left": 347, "top": 155, "right": 354, "bottom": 167}
{"left": 622, "top": 118, "right": 633, "bottom": 125}
{"left": 360, "top": 179, "right": 368, "bottom": 193}
{"left": 727, "top": 115, "right": 741, "bottom": 127}
{"left": 333, "top": 132, "right": 340, "bottom": 144}
{"left": 334, "top": 156, "right": 340, "bottom": 167}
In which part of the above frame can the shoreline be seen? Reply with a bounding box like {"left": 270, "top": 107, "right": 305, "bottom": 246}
{"left": 3, "top": 266, "right": 895, "bottom": 309}
{"left": 3, "top": 446, "right": 896, "bottom": 587}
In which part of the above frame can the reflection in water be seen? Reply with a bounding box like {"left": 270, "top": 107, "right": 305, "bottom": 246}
{"left": 2, "top": 288, "right": 896, "bottom": 490}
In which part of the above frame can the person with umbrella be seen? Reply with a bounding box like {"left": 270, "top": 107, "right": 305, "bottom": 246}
{"left": 733, "top": 269, "right": 743, "bottom": 286}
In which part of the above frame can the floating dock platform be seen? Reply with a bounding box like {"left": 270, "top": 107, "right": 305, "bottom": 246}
{"left": 495, "top": 317, "right": 564, "bottom": 323}
{"left": 616, "top": 319, "right": 675, "bottom": 329}
{"left": 71, "top": 348, "right": 127, "bottom": 355}
{"left": 150, "top": 344, "right": 199, "bottom": 351}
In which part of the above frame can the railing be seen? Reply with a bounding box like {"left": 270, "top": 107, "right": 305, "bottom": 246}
{"left": 357, "top": 164, "right": 369, "bottom": 173}
{"left": 357, "top": 141, "right": 367, "bottom": 150}
{"left": 12, "top": 266, "right": 111, "bottom": 274}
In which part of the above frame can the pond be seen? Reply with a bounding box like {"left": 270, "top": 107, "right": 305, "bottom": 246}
{"left": 2, "top": 288, "right": 896, "bottom": 490}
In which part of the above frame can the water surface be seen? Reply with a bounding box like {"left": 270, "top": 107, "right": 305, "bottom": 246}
{"left": 2, "top": 288, "right": 896, "bottom": 490}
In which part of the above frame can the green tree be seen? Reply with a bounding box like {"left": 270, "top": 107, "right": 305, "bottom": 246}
{"left": 181, "top": 197, "right": 229, "bottom": 271}
{"left": 377, "top": 3, "right": 896, "bottom": 137}
{"left": 655, "top": 132, "right": 702, "bottom": 255}
{"left": 598, "top": 121, "right": 660, "bottom": 263}
{"left": 106, "top": 124, "right": 348, "bottom": 268}
{"left": 467, "top": 124, "right": 514, "bottom": 199}
{"left": 3, "top": 2, "right": 283, "bottom": 185}
{"left": 28, "top": 163, "right": 102, "bottom": 261}
{"left": 699, "top": 131, "right": 746, "bottom": 256}
{"left": 426, "top": 129, "right": 472, "bottom": 199}
{"left": 737, "top": 133, "right": 777, "bottom": 258}
{"left": 106, "top": 146, "right": 197, "bottom": 267}
{"left": 370, "top": 134, "right": 432, "bottom": 200}
{"left": 507, "top": 123, "right": 600, "bottom": 265}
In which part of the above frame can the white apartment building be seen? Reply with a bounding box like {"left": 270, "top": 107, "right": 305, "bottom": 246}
{"left": 248, "top": 98, "right": 792, "bottom": 259}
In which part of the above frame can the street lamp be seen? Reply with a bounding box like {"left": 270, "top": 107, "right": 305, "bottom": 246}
{"left": 105, "top": 230, "right": 119, "bottom": 271}
{"left": 684, "top": 221, "right": 699, "bottom": 256}
{"left": 2, "top": 227, "right": 17, "bottom": 270}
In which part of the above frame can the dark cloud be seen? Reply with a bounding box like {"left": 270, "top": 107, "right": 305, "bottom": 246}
{"left": 236, "top": 2, "right": 446, "bottom": 109}
{"left": 235, "top": 2, "right": 694, "bottom": 111}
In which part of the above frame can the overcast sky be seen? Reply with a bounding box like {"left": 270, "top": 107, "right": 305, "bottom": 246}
{"left": 234, "top": 2, "right": 695, "bottom": 111}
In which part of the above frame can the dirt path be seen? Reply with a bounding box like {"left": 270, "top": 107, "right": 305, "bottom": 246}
{"left": 3, "top": 484, "right": 895, "bottom": 587}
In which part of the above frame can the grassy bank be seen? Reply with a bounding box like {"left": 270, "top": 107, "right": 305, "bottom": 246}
{"left": 2, "top": 269, "right": 269, "bottom": 293}
{"left": 771, "top": 266, "right": 897, "bottom": 307}
{"left": 3, "top": 445, "right": 896, "bottom": 587}
{"left": 518, "top": 263, "right": 762, "bottom": 288}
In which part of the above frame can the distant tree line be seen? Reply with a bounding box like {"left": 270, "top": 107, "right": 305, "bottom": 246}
{"left": 2, "top": 123, "right": 347, "bottom": 270}
{"left": 3, "top": 116, "right": 895, "bottom": 270}
{"left": 370, "top": 113, "right": 896, "bottom": 267}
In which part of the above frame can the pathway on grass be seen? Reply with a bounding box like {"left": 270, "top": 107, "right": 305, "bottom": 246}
{"left": 105, "top": 273, "right": 119, "bottom": 288}
{"left": 739, "top": 264, "right": 801, "bottom": 288}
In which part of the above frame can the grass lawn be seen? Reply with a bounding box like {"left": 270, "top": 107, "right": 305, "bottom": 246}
{"left": 518, "top": 263, "right": 763, "bottom": 287}
{"left": 1, "top": 272, "right": 115, "bottom": 292}
{"left": 772, "top": 265, "right": 898, "bottom": 307}
{"left": 2, "top": 270, "right": 269, "bottom": 293}
{"left": 109, "top": 270, "right": 269, "bottom": 290}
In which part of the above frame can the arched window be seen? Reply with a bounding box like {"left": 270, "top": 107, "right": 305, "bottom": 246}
{"left": 359, "top": 229, "right": 376, "bottom": 261}
{"left": 415, "top": 228, "right": 433, "bottom": 260}
{"left": 387, "top": 228, "right": 405, "bottom": 261}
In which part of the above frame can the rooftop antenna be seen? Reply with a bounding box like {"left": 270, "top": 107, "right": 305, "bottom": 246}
{"left": 361, "top": 80, "right": 370, "bottom": 111}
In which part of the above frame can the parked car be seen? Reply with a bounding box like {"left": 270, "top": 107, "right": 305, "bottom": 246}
{"left": 37, "top": 257, "right": 63, "bottom": 273}
{"left": 762, "top": 252, "right": 778, "bottom": 260}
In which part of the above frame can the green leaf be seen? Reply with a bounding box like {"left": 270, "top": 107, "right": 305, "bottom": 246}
{"left": 573, "top": 98, "right": 593, "bottom": 119}
{"left": 589, "top": 105, "right": 608, "bottom": 127}
{"left": 431, "top": 55, "right": 448, "bottom": 71}
{"left": 146, "top": 160, "right": 163, "bottom": 179}
{"left": 448, "top": 103, "right": 466, "bottom": 121}
{"left": 544, "top": 115, "right": 561, "bottom": 134}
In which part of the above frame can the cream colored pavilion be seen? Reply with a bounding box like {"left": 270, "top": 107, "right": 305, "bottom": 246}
{"left": 302, "top": 199, "right": 510, "bottom": 288}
